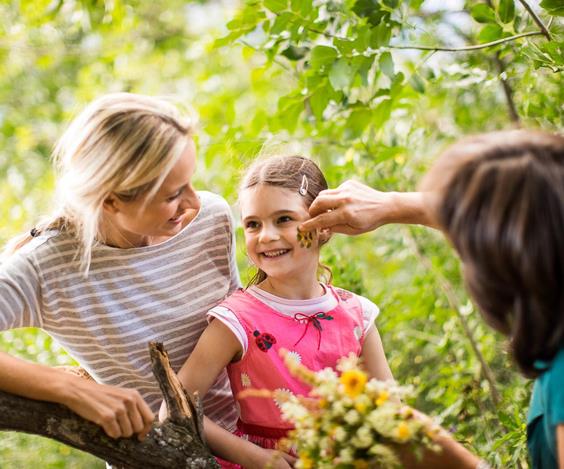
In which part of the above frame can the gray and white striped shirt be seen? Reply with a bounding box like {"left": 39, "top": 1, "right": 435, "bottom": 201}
{"left": 0, "top": 191, "right": 240, "bottom": 430}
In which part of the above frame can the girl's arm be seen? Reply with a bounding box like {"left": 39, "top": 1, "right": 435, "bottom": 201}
{"left": 361, "top": 325, "right": 393, "bottom": 381}
{"left": 174, "top": 318, "right": 293, "bottom": 469}
{"left": 0, "top": 351, "right": 154, "bottom": 439}
{"left": 558, "top": 425, "right": 564, "bottom": 468}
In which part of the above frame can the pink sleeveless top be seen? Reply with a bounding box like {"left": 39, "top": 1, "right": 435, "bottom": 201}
{"left": 221, "top": 285, "right": 365, "bottom": 447}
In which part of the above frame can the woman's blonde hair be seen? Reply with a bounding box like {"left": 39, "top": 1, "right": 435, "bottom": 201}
{"left": 6, "top": 93, "right": 195, "bottom": 273}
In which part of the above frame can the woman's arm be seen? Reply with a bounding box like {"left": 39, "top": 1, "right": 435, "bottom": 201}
{"left": 361, "top": 325, "right": 393, "bottom": 381}
{"left": 300, "top": 180, "right": 438, "bottom": 234}
{"left": 0, "top": 351, "right": 154, "bottom": 439}
{"left": 173, "top": 318, "right": 293, "bottom": 469}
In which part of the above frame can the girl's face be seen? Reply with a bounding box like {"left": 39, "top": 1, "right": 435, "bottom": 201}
{"left": 241, "top": 185, "right": 320, "bottom": 284}
{"left": 104, "top": 138, "right": 200, "bottom": 247}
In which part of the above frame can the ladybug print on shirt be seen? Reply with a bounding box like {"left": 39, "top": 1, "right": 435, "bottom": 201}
{"left": 253, "top": 329, "right": 277, "bottom": 352}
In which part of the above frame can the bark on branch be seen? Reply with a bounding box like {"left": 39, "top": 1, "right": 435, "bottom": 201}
{"left": 0, "top": 342, "right": 219, "bottom": 468}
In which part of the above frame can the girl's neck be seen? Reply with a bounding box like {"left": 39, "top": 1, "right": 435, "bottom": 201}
{"left": 257, "top": 276, "right": 324, "bottom": 300}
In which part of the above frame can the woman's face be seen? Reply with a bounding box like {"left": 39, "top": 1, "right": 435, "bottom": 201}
{"left": 104, "top": 138, "right": 200, "bottom": 247}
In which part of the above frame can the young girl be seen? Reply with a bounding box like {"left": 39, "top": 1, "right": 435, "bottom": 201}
{"left": 170, "top": 155, "right": 393, "bottom": 468}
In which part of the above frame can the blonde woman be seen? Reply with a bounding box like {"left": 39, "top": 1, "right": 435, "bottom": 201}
{"left": 0, "top": 94, "right": 242, "bottom": 448}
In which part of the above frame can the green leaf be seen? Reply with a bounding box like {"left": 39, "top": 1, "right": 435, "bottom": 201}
{"left": 264, "top": 0, "right": 288, "bottom": 14}
{"left": 478, "top": 23, "right": 503, "bottom": 42}
{"left": 372, "top": 98, "right": 392, "bottom": 129}
{"left": 497, "top": 0, "right": 515, "bottom": 23}
{"left": 540, "top": 0, "right": 564, "bottom": 15}
{"left": 334, "top": 38, "right": 355, "bottom": 55}
{"left": 291, "top": 0, "right": 313, "bottom": 17}
{"left": 409, "top": 73, "right": 425, "bottom": 93}
{"left": 281, "top": 45, "right": 309, "bottom": 61}
{"left": 329, "top": 58, "right": 353, "bottom": 90}
{"left": 310, "top": 45, "right": 338, "bottom": 70}
{"left": 271, "top": 12, "right": 293, "bottom": 34}
{"left": 471, "top": 4, "right": 496, "bottom": 23}
{"left": 346, "top": 108, "right": 372, "bottom": 138}
{"left": 379, "top": 52, "right": 394, "bottom": 78}
{"left": 309, "top": 87, "right": 330, "bottom": 120}
{"left": 277, "top": 96, "right": 303, "bottom": 132}
{"left": 371, "top": 22, "right": 392, "bottom": 47}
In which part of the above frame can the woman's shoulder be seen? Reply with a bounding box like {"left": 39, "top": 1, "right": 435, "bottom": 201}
{"left": 1, "top": 230, "right": 77, "bottom": 273}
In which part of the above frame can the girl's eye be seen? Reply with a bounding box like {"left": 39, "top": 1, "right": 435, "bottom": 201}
{"left": 245, "top": 221, "right": 259, "bottom": 230}
{"left": 277, "top": 215, "right": 293, "bottom": 224}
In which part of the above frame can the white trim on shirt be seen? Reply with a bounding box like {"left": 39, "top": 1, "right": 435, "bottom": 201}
{"left": 207, "top": 284, "right": 380, "bottom": 354}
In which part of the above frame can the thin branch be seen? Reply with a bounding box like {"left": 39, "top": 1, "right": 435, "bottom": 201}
{"left": 492, "top": 53, "right": 521, "bottom": 125}
{"left": 239, "top": 39, "right": 293, "bottom": 73}
{"left": 404, "top": 229, "right": 502, "bottom": 407}
{"left": 388, "top": 30, "right": 544, "bottom": 52}
{"left": 517, "top": 0, "right": 552, "bottom": 40}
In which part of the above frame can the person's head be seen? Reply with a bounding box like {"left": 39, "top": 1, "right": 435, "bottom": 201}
{"left": 240, "top": 155, "right": 331, "bottom": 287}
{"left": 36, "top": 93, "right": 196, "bottom": 271}
{"left": 422, "top": 130, "right": 564, "bottom": 377}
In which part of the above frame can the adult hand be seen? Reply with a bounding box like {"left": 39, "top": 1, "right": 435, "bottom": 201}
{"left": 65, "top": 377, "right": 154, "bottom": 440}
{"left": 300, "top": 180, "right": 434, "bottom": 235}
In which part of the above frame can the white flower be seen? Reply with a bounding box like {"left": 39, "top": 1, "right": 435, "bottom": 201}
{"left": 286, "top": 350, "right": 302, "bottom": 364}
{"left": 344, "top": 409, "right": 360, "bottom": 425}
{"left": 353, "top": 425, "right": 373, "bottom": 448}
{"left": 273, "top": 388, "right": 293, "bottom": 409}
{"left": 334, "top": 427, "right": 347, "bottom": 442}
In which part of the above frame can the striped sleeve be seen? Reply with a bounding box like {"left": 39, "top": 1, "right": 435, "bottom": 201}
{"left": 226, "top": 206, "right": 241, "bottom": 294}
{"left": 0, "top": 253, "right": 43, "bottom": 330}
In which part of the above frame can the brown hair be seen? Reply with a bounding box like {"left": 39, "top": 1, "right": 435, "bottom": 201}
{"left": 422, "top": 130, "right": 564, "bottom": 377}
{"left": 240, "top": 155, "right": 332, "bottom": 286}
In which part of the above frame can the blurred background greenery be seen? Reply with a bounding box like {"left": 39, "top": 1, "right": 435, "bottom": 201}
{"left": 0, "top": 0, "right": 562, "bottom": 466}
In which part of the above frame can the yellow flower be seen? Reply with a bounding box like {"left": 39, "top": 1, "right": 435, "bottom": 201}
{"left": 340, "top": 369, "right": 367, "bottom": 398}
{"left": 397, "top": 422, "right": 411, "bottom": 441}
{"left": 354, "top": 395, "right": 371, "bottom": 414}
{"left": 375, "top": 390, "right": 389, "bottom": 406}
{"left": 298, "top": 454, "right": 314, "bottom": 469}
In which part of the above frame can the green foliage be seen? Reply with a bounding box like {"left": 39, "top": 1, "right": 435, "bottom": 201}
{"left": 1, "top": 0, "right": 562, "bottom": 466}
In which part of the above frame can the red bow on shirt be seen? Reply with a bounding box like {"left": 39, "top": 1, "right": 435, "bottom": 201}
{"left": 293, "top": 312, "right": 334, "bottom": 350}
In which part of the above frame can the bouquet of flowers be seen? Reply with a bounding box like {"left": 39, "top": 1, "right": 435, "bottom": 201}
{"left": 242, "top": 349, "right": 441, "bottom": 468}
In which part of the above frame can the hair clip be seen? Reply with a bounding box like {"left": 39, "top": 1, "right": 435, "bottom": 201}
{"left": 298, "top": 174, "right": 308, "bottom": 196}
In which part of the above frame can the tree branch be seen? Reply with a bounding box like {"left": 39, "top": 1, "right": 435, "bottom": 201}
{"left": 404, "top": 229, "right": 502, "bottom": 407}
{"left": 388, "top": 31, "right": 544, "bottom": 52}
{"left": 0, "top": 342, "right": 219, "bottom": 468}
{"left": 517, "top": 0, "right": 552, "bottom": 40}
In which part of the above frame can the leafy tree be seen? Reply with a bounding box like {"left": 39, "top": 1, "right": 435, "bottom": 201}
{"left": 0, "top": 0, "right": 561, "bottom": 466}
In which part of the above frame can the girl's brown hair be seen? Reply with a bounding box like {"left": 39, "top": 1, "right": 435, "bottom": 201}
{"left": 422, "top": 130, "right": 564, "bottom": 377}
{"left": 240, "top": 155, "right": 332, "bottom": 286}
